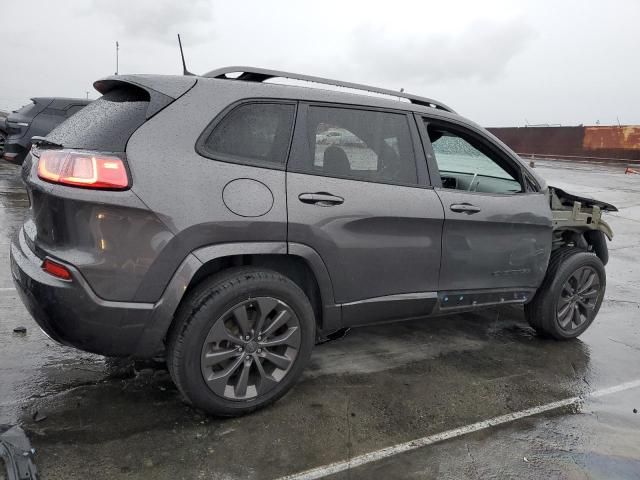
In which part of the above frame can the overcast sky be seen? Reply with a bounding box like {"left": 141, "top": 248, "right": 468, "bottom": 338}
{"left": 2, "top": 0, "right": 638, "bottom": 126}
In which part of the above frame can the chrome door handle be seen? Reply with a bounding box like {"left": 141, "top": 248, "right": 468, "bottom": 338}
{"left": 298, "top": 192, "right": 344, "bottom": 206}
{"left": 450, "top": 203, "right": 481, "bottom": 214}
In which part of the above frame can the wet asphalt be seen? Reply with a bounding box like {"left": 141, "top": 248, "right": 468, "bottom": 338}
{"left": 0, "top": 160, "right": 639, "bottom": 479}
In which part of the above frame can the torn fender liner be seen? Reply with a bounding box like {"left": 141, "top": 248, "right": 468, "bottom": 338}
{"left": 0, "top": 425, "right": 38, "bottom": 480}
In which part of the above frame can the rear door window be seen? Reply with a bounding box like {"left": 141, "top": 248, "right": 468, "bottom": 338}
{"left": 292, "top": 106, "right": 418, "bottom": 185}
{"left": 199, "top": 102, "right": 295, "bottom": 168}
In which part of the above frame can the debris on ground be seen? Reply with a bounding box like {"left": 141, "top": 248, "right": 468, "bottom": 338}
{"left": 31, "top": 411, "right": 47, "bottom": 423}
{"left": 135, "top": 368, "right": 154, "bottom": 377}
{"left": 104, "top": 358, "right": 135, "bottom": 380}
{"left": 316, "top": 328, "right": 351, "bottom": 345}
{"left": 12, "top": 326, "right": 26, "bottom": 334}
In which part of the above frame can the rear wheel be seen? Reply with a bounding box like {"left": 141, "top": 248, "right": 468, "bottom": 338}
{"left": 525, "top": 248, "right": 606, "bottom": 339}
{"left": 0, "top": 131, "right": 6, "bottom": 156}
{"left": 167, "top": 267, "right": 315, "bottom": 416}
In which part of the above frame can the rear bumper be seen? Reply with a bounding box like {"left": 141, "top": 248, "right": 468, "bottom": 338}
{"left": 10, "top": 227, "right": 156, "bottom": 357}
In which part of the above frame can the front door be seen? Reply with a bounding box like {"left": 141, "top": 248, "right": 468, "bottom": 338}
{"left": 287, "top": 104, "right": 445, "bottom": 325}
{"left": 419, "top": 117, "right": 553, "bottom": 298}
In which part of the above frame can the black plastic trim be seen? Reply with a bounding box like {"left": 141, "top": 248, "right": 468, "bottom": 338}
{"left": 203, "top": 66, "right": 456, "bottom": 113}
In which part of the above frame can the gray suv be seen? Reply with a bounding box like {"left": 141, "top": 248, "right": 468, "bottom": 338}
{"left": 10, "top": 67, "right": 616, "bottom": 416}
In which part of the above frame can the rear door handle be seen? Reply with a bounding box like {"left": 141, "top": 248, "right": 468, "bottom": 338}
{"left": 450, "top": 203, "right": 481, "bottom": 214}
{"left": 298, "top": 192, "right": 344, "bottom": 206}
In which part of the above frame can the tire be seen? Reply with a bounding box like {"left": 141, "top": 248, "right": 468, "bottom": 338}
{"left": 0, "top": 131, "right": 6, "bottom": 156}
{"left": 166, "top": 267, "right": 315, "bottom": 417}
{"left": 525, "top": 247, "right": 606, "bottom": 340}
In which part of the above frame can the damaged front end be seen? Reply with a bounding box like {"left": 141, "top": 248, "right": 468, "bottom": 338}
{"left": 549, "top": 186, "right": 617, "bottom": 261}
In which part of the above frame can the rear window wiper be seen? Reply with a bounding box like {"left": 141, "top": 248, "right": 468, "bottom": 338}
{"left": 31, "top": 136, "right": 63, "bottom": 149}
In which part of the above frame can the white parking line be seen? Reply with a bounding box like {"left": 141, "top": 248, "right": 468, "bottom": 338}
{"left": 0, "top": 287, "right": 16, "bottom": 292}
{"left": 276, "top": 378, "right": 640, "bottom": 480}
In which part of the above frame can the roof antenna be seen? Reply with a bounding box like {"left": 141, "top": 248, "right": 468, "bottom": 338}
{"left": 177, "top": 34, "right": 194, "bottom": 76}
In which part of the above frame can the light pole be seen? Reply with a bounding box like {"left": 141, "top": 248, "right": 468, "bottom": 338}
{"left": 115, "top": 41, "right": 119, "bottom": 75}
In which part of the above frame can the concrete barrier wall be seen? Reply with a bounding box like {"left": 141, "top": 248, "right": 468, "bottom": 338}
{"left": 488, "top": 126, "right": 640, "bottom": 162}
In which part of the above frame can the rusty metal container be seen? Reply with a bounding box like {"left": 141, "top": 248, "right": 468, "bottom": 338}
{"left": 488, "top": 126, "right": 640, "bottom": 162}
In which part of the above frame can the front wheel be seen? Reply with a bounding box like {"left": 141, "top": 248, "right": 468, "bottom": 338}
{"left": 167, "top": 267, "right": 316, "bottom": 416}
{"left": 525, "top": 248, "right": 606, "bottom": 340}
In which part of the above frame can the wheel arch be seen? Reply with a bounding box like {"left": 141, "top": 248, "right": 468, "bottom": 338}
{"left": 552, "top": 227, "right": 610, "bottom": 266}
{"left": 135, "top": 242, "right": 340, "bottom": 358}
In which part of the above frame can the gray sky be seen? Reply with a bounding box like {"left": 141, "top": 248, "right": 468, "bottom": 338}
{"left": 2, "top": 0, "right": 638, "bottom": 126}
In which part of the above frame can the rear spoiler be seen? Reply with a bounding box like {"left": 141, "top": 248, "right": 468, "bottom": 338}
{"left": 93, "top": 75, "right": 197, "bottom": 119}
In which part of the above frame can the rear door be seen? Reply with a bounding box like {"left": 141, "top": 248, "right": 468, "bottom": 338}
{"left": 286, "top": 104, "right": 445, "bottom": 325}
{"left": 417, "top": 116, "right": 552, "bottom": 299}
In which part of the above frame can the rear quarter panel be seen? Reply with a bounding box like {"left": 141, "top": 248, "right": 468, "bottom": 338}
{"left": 125, "top": 80, "right": 288, "bottom": 302}
{"left": 21, "top": 153, "right": 171, "bottom": 302}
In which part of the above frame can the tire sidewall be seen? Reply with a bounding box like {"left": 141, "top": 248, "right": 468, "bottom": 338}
{"left": 176, "top": 271, "right": 315, "bottom": 415}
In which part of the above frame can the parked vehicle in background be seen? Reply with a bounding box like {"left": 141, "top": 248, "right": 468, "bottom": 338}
{"left": 316, "top": 128, "right": 362, "bottom": 145}
{"left": 10, "top": 67, "right": 616, "bottom": 417}
{"left": 2, "top": 98, "right": 90, "bottom": 164}
{"left": 0, "top": 110, "right": 7, "bottom": 156}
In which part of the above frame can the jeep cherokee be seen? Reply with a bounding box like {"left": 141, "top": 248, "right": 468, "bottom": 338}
{"left": 10, "top": 67, "right": 616, "bottom": 416}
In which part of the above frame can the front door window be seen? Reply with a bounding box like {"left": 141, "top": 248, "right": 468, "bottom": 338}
{"left": 425, "top": 122, "right": 522, "bottom": 194}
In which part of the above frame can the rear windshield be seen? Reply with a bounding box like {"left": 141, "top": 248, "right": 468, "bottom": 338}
{"left": 46, "top": 87, "right": 149, "bottom": 152}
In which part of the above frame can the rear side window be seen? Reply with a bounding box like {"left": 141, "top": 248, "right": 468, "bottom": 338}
{"left": 200, "top": 103, "right": 295, "bottom": 168}
{"left": 294, "top": 106, "right": 418, "bottom": 185}
{"left": 46, "top": 87, "right": 149, "bottom": 152}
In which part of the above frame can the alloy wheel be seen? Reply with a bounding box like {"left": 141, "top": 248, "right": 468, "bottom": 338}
{"left": 200, "top": 297, "right": 301, "bottom": 400}
{"left": 556, "top": 266, "right": 601, "bottom": 333}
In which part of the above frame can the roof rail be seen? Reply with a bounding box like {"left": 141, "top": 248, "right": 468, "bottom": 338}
{"left": 203, "top": 66, "right": 455, "bottom": 113}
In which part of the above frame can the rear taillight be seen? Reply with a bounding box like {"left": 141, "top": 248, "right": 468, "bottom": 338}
{"left": 37, "top": 149, "right": 129, "bottom": 190}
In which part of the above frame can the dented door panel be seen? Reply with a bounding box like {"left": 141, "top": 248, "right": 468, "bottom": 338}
{"left": 436, "top": 190, "right": 553, "bottom": 291}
